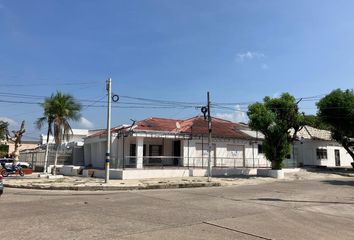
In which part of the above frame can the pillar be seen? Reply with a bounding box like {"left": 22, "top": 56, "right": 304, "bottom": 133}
{"left": 136, "top": 137, "right": 144, "bottom": 169}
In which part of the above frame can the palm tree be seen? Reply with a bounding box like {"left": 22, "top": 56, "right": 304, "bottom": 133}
{"left": 36, "top": 91, "right": 82, "bottom": 175}
{"left": 36, "top": 99, "right": 55, "bottom": 173}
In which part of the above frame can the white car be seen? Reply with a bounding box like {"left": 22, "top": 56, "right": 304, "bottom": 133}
{"left": 0, "top": 158, "right": 32, "bottom": 169}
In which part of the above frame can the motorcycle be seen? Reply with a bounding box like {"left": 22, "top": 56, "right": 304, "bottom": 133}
{"left": 0, "top": 163, "right": 24, "bottom": 177}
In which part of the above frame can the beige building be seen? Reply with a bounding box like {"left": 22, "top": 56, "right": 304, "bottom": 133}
{"left": 5, "top": 140, "right": 40, "bottom": 156}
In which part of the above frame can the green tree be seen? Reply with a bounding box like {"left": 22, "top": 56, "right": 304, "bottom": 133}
{"left": 36, "top": 92, "right": 82, "bottom": 174}
{"left": 317, "top": 89, "right": 354, "bottom": 161}
{"left": 303, "top": 115, "right": 331, "bottom": 130}
{"left": 0, "top": 121, "right": 9, "bottom": 157}
{"left": 0, "top": 121, "right": 9, "bottom": 141}
{"left": 247, "top": 93, "right": 304, "bottom": 169}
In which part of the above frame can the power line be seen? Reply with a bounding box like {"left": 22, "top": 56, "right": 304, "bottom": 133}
{"left": 0, "top": 81, "right": 101, "bottom": 87}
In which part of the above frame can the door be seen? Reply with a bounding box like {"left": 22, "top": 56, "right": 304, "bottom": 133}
{"left": 335, "top": 149, "right": 340, "bottom": 166}
{"left": 173, "top": 141, "right": 181, "bottom": 166}
{"left": 149, "top": 145, "right": 163, "bottom": 164}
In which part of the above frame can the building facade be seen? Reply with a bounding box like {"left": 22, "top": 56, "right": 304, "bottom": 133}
{"left": 84, "top": 116, "right": 269, "bottom": 169}
{"left": 291, "top": 126, "right": 353, "bottom": 167}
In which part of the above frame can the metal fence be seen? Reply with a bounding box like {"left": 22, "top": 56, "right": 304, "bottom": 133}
{"left": 19, "top": 146, "right": 74, "bottom": 171}
{"left": 110, "top": 156, "right": 271, "bottom": 169}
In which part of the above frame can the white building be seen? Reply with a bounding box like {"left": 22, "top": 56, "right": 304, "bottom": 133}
{"left": 292, "top": 126, "right": 353, "bottom": 167}
{"left": 84, "top": 116, "right": 269, "bottom": 170}
{"left": 41, "top": 129, "right": 101, "bottom": 147}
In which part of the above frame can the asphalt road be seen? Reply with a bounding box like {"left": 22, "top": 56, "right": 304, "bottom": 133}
{"left": 1, "top": 177, "right": 354, "bottom": 240}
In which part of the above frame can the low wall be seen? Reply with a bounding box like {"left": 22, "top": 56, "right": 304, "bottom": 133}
{"left": 121, "top": 169, "right": 190, "bottom": 179}
{"left": 59, "top": 165, "right": 84, "bottom": 176}
{"left": 83, "top": 169, "right": 123, "bottom": 179}
{"left": 57, "top": 163, "right": 291, "bottom": 180}
{"left": 74, "top": 168, "right": 260, "bottom": 180}
{"left": 212, "top": 168, "right": 257, "bottom": 177}
{"left": 257, "top": 169, "right": 284, "bottom": 179}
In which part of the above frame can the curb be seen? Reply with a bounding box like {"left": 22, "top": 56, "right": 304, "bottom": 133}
{"left": 4, "top": 182, "right": 222, "bottom": 191}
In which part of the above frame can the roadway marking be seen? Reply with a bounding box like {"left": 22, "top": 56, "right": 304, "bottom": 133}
{"left": 203, "top": 221, "right": 272, "bottom": 240}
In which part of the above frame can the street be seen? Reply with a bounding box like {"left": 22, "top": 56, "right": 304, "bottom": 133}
{"left": 1, "top": 177, "right": 354, "bottom": 240}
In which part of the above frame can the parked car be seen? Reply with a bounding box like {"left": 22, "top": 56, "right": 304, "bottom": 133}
{"left": 0, "top": 175, "right": 3, "bottom": 196}
{"left": 0, "top": 158, "right": 33, "bottom": 174}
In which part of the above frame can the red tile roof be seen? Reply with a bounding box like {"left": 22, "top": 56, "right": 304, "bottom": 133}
{"left": 87, "top": 116, "right": 252, "bottom": 139}
{"left": 134, "top": 117, "right": 181, "bottom": 132}
{"left": 178, "top": 116, "right": 250, "bottom": 139}
{"left": 134, "top": 116, "right": 251, "bottom": 139}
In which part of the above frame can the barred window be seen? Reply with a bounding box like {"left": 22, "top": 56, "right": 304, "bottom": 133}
{"left": 316, "top": 149, "right": 327, "bottom": 160}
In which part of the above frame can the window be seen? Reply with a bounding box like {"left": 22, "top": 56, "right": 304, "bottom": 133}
{"left": 129, "top": 144, "right": 146, "bottom": 156}
{"left": 258, "top": 144, "right": 264, "bottom": 154}
{"left": 130, "top": 144, "right": 136, "bottom": 156}
{"left": 149, "top": 145, "right": 162, "bottom": 156}
{"left": 316, "top": 149, "right": 327, "bottom": 160}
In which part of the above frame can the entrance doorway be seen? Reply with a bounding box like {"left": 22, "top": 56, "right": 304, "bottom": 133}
{"left": 173, "top": 141, "right": 181, "bottom": 166}
{"left": 335, "top": 149, "right": 341, "bottom": 166}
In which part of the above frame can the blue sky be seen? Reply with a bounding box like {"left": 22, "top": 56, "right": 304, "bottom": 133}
{"left": 0, "top": 0, "right": 353, "bottom": 140}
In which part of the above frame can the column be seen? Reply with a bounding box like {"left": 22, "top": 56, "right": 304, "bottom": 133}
{"left": 136, "top": 137, "right": 144, "bottom": 169}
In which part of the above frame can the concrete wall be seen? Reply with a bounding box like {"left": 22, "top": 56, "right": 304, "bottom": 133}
{"left": 81, "top": 168, "right": 258, "bottom": 180}
{"left": 84, "top": 137, "right": 107, "bottom": 169}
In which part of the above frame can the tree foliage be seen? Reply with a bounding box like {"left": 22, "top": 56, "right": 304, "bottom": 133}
{"left": 37, "top": 91, "right": 82, "bottom": 145}
{"left": 317, "top": 89, "right": 354, "bottom": 160}
{"left": 247, "top": 93, "right": 304, "bottom": 169}
{"left": 0, "top": 120, "right": 9, "bottom": 141}
{"left": 303, "top": 115, "right": 331, "bottom": 130}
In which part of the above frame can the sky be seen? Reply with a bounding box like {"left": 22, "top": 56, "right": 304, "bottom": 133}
{"left": 0, "top": 0, "right": 353, "bottom": 140}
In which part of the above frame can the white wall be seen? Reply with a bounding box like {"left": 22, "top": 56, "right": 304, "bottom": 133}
{"left": 182, "top": 137, "right": 269, "bottom": 168}
{"left": 84, "top": 136, "right": 107, "bottom": 169}
{"left": 85, "top": 135, "right": 270, "bottom": 169}
{"left": 295, "top": 140, "right": 353, "bottom": 167}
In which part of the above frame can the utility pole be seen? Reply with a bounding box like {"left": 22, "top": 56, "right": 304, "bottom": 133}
{"left": 105, "top": 78, "right": 112, "bottom": 183}
{"left": 207, "top": 92, "right": 212, "bottom": 182}
{"left": 43, "top": 131, "right": 50, "bottom": 173}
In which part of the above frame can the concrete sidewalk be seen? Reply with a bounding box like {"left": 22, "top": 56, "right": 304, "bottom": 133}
{"left": 3, "top": 169, "right": 352, "bottom": 191}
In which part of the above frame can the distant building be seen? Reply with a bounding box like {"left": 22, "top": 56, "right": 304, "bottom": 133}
{"left": 41, "top": 129, "right": 102, "bottom": 147}
{"left": 1, "top": 140, "right": 40, "bottom": 156}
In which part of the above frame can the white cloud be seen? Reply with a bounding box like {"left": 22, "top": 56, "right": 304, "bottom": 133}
{"left": 236, "top": 51, "right": 265, "bottom": 62}
{"left": 215, "top": 105, "right": 249, "bottom": 123}
{"left": 261, "top": 63, "right": 269, "bottom": 70}
{"left": 78, "top": 117, "right": 94, "bottom": 129}
{"left": 272, "top": 92, "right": 280, "bottom": 98}
{"left": 0, "top": 117, "right": 18, "bottom": 128}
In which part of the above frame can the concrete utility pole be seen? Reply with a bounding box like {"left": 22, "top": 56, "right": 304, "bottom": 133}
{"left": 207, "top": 92, "right": 212, "bottom": 182}
{"left": 105, "top": 78, "right": 112, "bottom": 183}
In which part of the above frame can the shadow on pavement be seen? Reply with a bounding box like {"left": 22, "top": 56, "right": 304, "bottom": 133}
{"left": 305, "top": 167, "right": 354, "bottom": 176}
{"left": 254, "top": 197, "right": 354, "bottom": 205}
{"left": 321, "top": 179, "right": 354, "bottom": 186}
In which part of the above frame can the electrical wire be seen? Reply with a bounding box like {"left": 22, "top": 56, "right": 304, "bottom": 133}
{"left": 0, "top": 81, "right": 101, "bottom": 87}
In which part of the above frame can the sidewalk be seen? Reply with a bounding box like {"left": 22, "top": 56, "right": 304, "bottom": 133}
{"left": 3, "top": 169, "right": 352, "bottom": 191}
